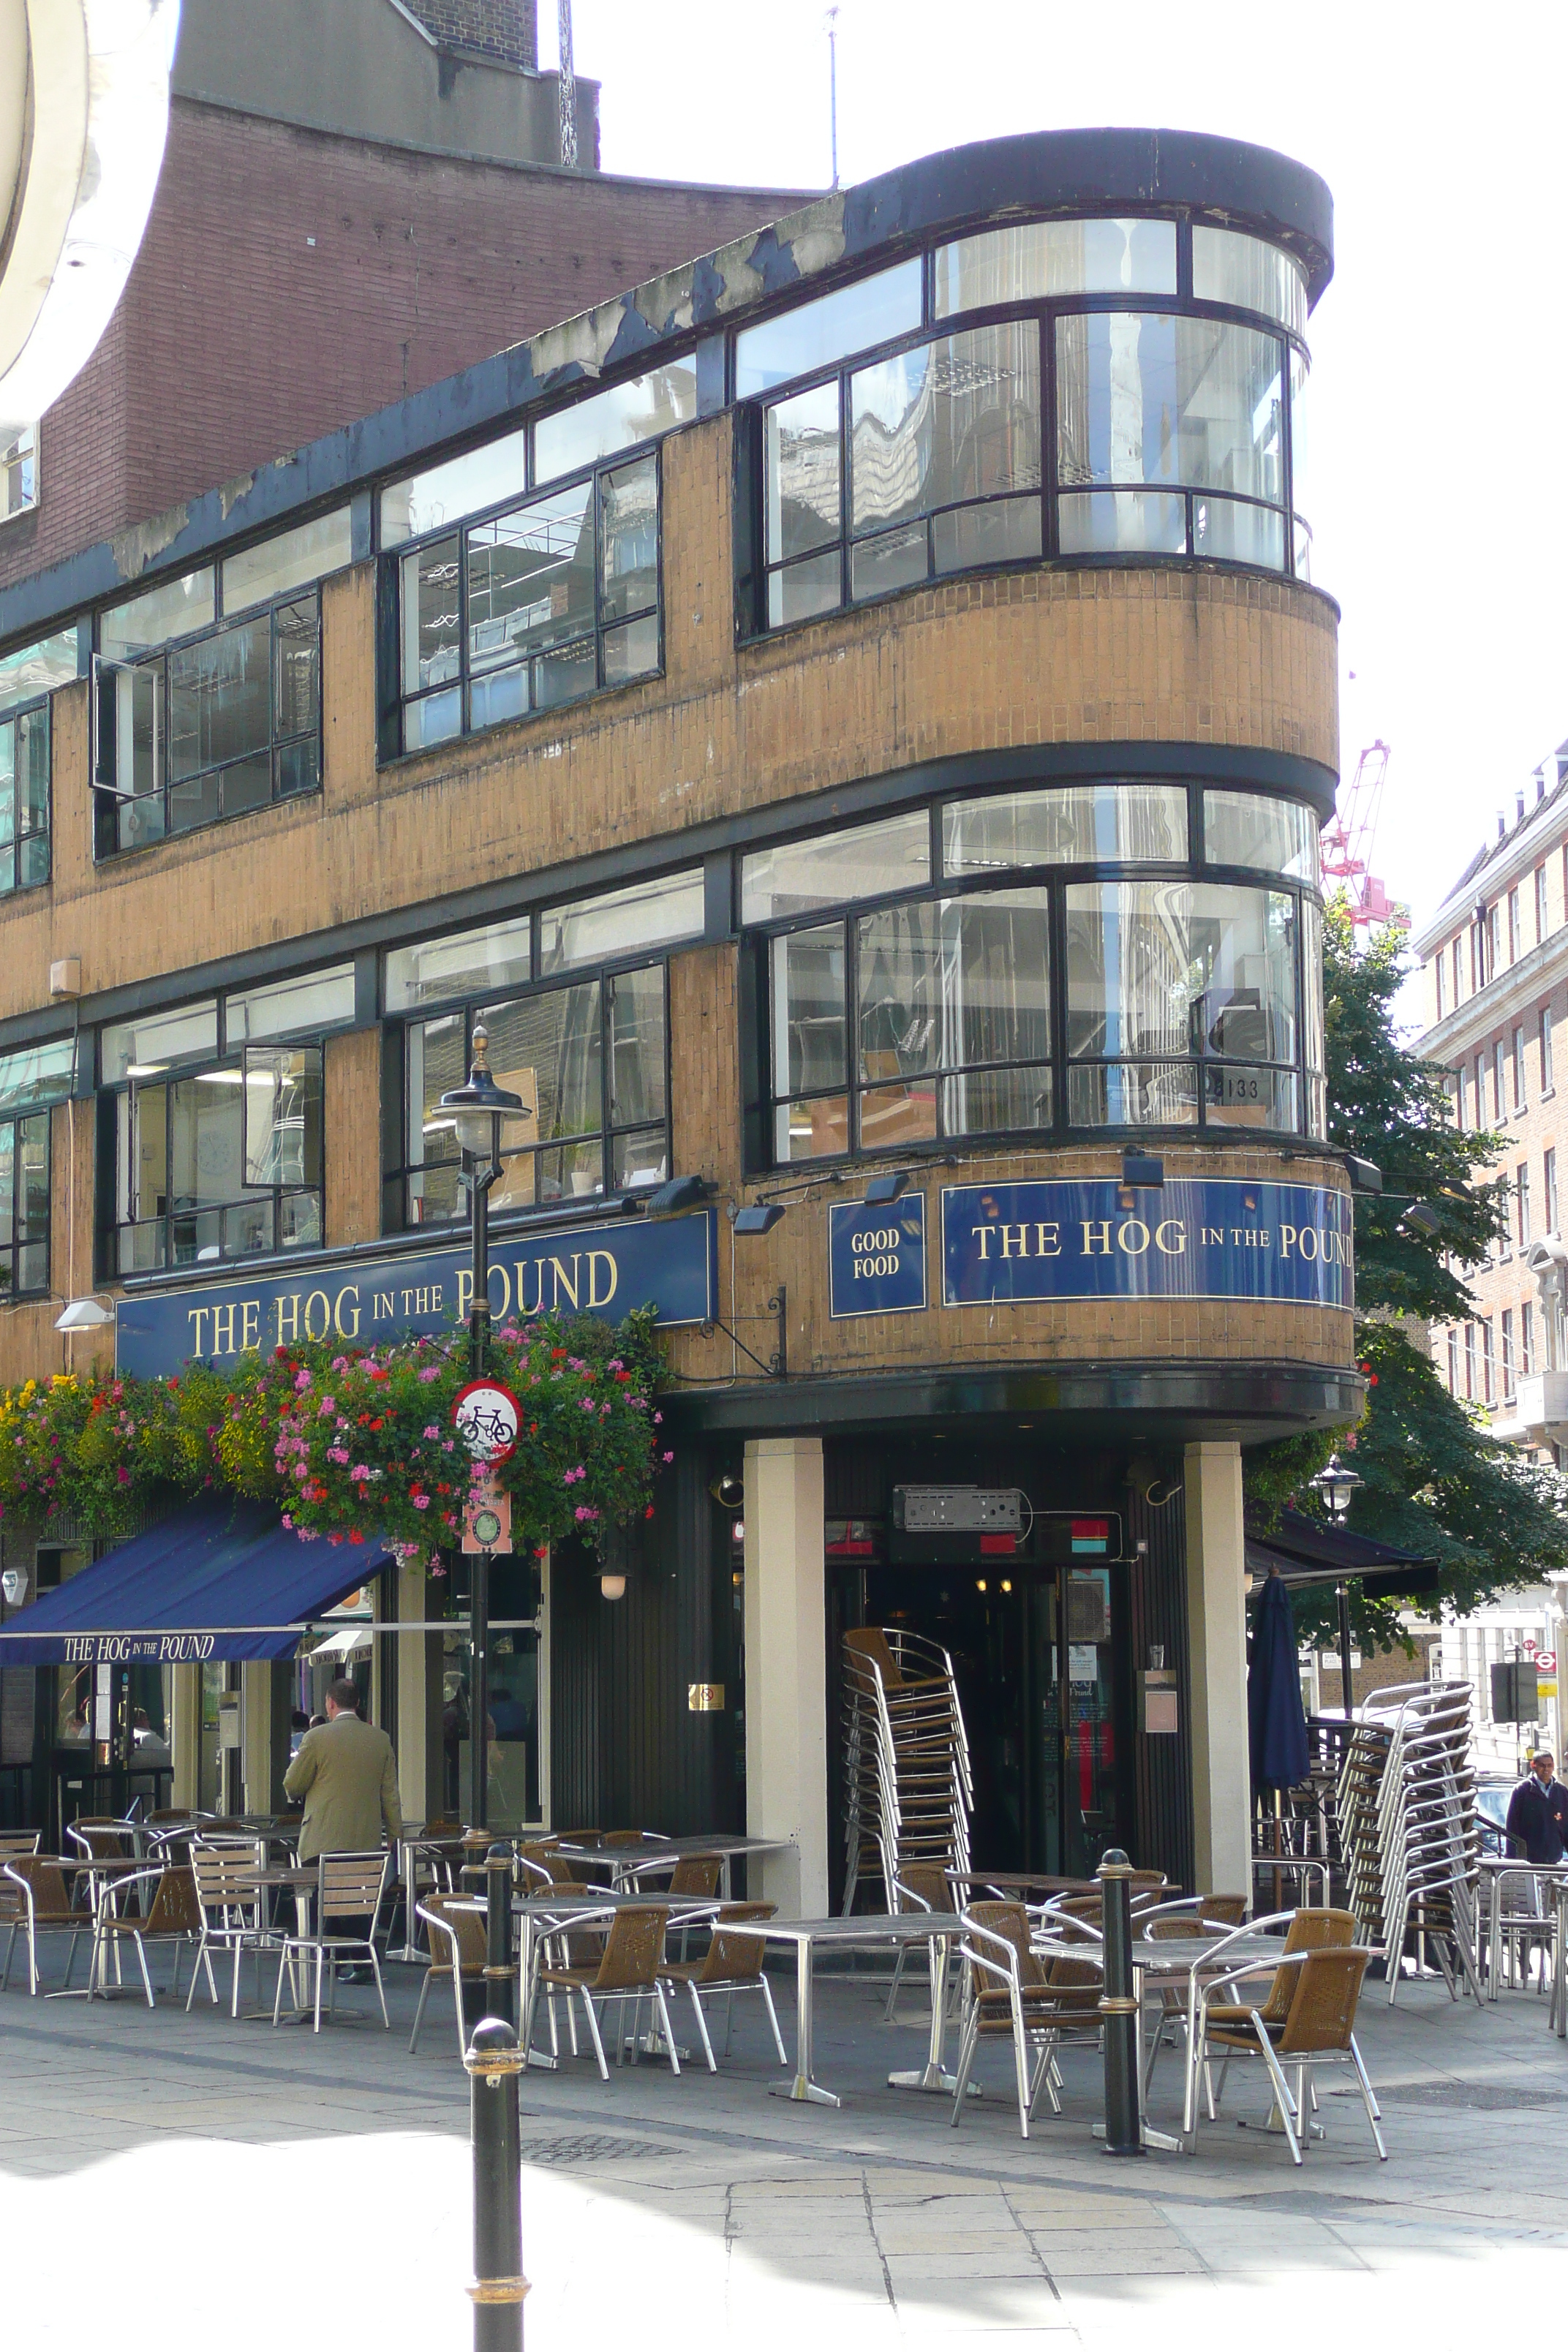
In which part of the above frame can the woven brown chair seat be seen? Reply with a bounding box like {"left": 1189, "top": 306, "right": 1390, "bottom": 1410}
{"left": 532, "top": 1901, "right": 679, "bottom": 2079}
{"left": 412, "top": 1891, "right": 488, "bottom": 2061}
{"left": 657, "top": 1901, "right": 787, "bottom": 2068}
{"left": 1196, "top": 1944, "right": 1386, "bottom": 2163}
{"left": 92, "top": 1864, "right": 202, "bottom": 2006}
{"left": 1, "top": 1856, "right": 91, "bottom": 1994}
{"left": 1202, "top": 1907, "right": 1354, "bottom": 2031}
{"left": 950, "top": 1901, "right": 1100, "bottom": 2138}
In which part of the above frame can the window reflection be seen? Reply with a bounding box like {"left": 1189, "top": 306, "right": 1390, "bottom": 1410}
{"left": 116, "top": 1047, "right": 324, "bottom": 1270}
{"left": 933, "top": 219, "right": 1177, "bottom": 315}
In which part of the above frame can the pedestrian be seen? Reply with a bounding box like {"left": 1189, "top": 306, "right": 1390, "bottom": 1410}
{"left": 1505, "top": 1749, "right": 1568, "bottom": 1862}
{"left": 282, "top": 1676, "right": 403, "bottom": 1980}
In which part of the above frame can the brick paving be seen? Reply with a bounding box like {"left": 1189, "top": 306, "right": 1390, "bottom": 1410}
{"left": 4, "top": 1949, "right": 1567, "bottom": 2347}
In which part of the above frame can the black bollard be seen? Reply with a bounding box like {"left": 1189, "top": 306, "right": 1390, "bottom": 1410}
{"left": 1097, "top": 1847, "right": 1145, "bottom": 2159}
{"left": 464, "top": 2017, "right": 528, "bottom": 2351}
{"left": 486, "top": 1842, "right": 515, "bottom": 2032}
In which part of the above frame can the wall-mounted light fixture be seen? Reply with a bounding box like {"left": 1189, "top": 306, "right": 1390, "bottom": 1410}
{"left": 734, "top": 1202, "right": 785, "bottom": 1236}
{"left": 54, "top": 1297, "right": 113, "bottom": 1333}
{"left": 646, "top": 1173, "right": 712, "bottom": 1215}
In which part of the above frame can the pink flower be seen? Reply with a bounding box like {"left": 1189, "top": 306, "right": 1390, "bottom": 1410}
{"left": 412, "top": 1495, "right": 430, "bottom": 1511}
{"left": 418, "top": 1365, "right": 441, "bottom": 1384}
{"left": 662, "top": 1450, "right": 674, "bottom": 1463}
{"left": 282, "top": 1512, "right": 293, "bottom": 1529}
{"left": 350, "top": 1465, "right": 371, "bottom": 1482}
{"left": 317, "top": 1397, "right": 336, "bottom": 1417}
{"left": 294, "top": 1370, "right": 312, "bottom": 1392}
{"left": 116, "top": 1467, "right": 130, "bottom": 1486}
{"left": 423, "top": 1425, "right": 440, "bottom": 1440}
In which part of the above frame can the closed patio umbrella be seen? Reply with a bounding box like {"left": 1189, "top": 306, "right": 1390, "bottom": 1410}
{"left": 1249, "top": 1569, "right": 1310, "bottom": 1904}
{"left": 1249, "top": 1568, "right": 1310, "bottom": 1793}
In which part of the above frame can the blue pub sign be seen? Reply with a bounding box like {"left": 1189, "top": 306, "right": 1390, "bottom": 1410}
{"left": 941, "top": 1180, "right": 1352, "bottom": 1310}
{"left": 828, "top": 1194, "right": 927, "bottom": 1319}
{"left": 116, "top": 1209, "right": 717, "bottom": 1378}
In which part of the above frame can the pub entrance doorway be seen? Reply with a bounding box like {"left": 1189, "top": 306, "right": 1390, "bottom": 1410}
{"left": 829, "top": 1555, "right": 1134, "bottom": 1900}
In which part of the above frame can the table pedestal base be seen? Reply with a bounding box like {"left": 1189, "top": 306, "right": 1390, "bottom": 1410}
{"left": 887, "top": 2065, "right": 978, "bottom": 2095}
{"left": 769, "top": 2075, "right": 841, "bottom": 2106}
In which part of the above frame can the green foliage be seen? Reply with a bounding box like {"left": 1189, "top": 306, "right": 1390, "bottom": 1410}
{"left": 1321, "top": 899, "right": 1508, "bottom": 1320}
{"left": 1246, "top": 899, "right": 1568, "bottom": 1646}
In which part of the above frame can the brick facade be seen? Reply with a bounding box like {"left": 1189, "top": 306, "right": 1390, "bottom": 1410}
{"left": 404, "top": 0, "right": 538, "bottom": 67}
{"left": 0, "top": 99, "right": 806, "bottom": 594}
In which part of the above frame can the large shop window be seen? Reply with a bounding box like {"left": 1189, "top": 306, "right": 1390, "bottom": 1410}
{"left": 746, "top": 216, "right": 1311, "bottom": 630}
{"left": 746, "top": 783, "right": 1325, "bottom": 1161}
{"left": 396, "top": 451, "right": 661, "bottom": 752}
{"left": 93, "top": 510, "right": 350, "bottom": 856}
{"left": 102, "top": 972, "right": 353, "bottom": 1272}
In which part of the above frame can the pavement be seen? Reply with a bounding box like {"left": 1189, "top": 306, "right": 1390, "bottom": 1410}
{"left": 4, "top": 1933, "right": 1567, "bottom": 2348}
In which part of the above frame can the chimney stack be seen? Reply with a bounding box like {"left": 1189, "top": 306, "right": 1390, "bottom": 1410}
{"left": 1497, "top": 810, "right": 1507, "bottom": 841}
{"left": 1539, "top": 770, "right": 1548, "bottom": 804}
{"left": 1517, "top": 789, "right": 1526, "bottom": 826}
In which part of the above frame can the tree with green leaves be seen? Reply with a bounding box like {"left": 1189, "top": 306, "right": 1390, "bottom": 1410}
{"left": 1245, "top": 901, "right": 1568, "bottom": 1651}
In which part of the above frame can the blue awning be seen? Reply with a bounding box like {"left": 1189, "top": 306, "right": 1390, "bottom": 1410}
{"left": 0, "top": 1501, "right": 391, "bottom": 1665}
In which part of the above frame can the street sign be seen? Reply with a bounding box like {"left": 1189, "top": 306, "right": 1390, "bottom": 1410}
{"left": 1538, "top": 1649, "right": 1557, "bottom": 1673}
{"left": 452, "top": 1379, "right": 521, "bottom": 1463}
{"left": 463, "top": 1471, "right": 513, "bottom": 1556}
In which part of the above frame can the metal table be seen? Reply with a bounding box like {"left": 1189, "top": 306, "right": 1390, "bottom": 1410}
{"left": 733, "top": 1912, "right": 966, "bottom": 2107}
{"left": 552, "top": 1832, "right": 797, "bottom": 1897}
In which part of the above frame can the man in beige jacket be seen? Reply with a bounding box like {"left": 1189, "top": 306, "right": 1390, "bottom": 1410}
{"left": 284, "top": 1677, "right": 403, "bottom": 1863}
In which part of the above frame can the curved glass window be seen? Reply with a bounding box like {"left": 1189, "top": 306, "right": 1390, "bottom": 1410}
{"left": 1065, "top": 880, "right": 1298, "bottom": 1131}
{"left": 945, "top": 783, "right": 1186, "bottom": 874}
{"left": 749, "top": 788, "right": 1324, "bottom": 1159}
{"left": 934, "top": 219, "right": 1176, "bottom": 315}
{"left": 1203, "top": 790, "right": 1319, "bottom": 884}
{"left": 736, "top": 260, "right": 923, "bottom": 400}
{"left": 1192, "top": 225, "right": 1308, "bottom": 338}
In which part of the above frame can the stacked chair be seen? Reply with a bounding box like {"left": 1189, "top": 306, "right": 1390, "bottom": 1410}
{"left": 1336, "top": 1677, "right": 1482, "bottom": 2004}
{"left": 841, "top": 1627, "right": 972, "bottom": 1914}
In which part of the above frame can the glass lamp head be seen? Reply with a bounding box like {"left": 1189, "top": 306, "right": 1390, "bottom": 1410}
{"left": 439, "top": 1020, "right": 530, "bottom": 1158}
{"left": 1310, "top": 1451, "right": 1363, "bottom": 1524}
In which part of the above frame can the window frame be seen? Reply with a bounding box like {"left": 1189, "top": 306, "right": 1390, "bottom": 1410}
{"left": 390, "top": 443, "right": 666, "bottom": 758}
{"left": 745, "top": 778, "right": 1324, "bottom": 1169}
{"left": 92, "top": 581, "right": 325, "bottom": 859}
{"left": 0, "top": 1107, "right": 52, "bottom": 1299}
{"left": 0, "top": 693, "right": 51, "bottom": 895}
{"left": 387, "top": 949, "right": 676, "bottom": 1232}
{"left": 108, "top": 1030, "right": 328, "bottom": 1278}
{"left": 745, "top": 216, "right": 1312, "bottom": 634}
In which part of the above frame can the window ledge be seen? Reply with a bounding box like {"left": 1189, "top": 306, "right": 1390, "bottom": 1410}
{"left": 94, "top": 787, "right": 323, "bottom": 867}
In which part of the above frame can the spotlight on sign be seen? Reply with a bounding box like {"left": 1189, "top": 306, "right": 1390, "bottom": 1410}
{"left": 863, "top": 1170, "right": 908, "bottom": 1207}
{"left": 734, "top": 1202, "right": 785, "bottom": 1236}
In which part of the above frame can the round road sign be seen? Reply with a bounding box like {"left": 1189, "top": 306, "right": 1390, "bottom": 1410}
{"left": 452, "top": 1378, "right": 521, "bottom": 1463}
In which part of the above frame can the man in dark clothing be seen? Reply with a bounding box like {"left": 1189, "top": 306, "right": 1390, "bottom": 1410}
{"left": 1505, "top": 1752, "right": 1568, "bottom": 1862}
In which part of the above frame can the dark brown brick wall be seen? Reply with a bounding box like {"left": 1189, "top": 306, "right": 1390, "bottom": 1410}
{"left": 404, "top": 0, "right": 537, "bottom": 67}
{"left": 0, "top": 97, "right": 807, "bottom": 595}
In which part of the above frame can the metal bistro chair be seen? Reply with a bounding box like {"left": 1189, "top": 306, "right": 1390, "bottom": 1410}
{"left": 271, "top": 1852, "right": 393, "bottom": 2032}
{"left": 657, "top": 1901, "right": 786, "bottom": 2069}
{"left": 530, "top": 1903, "right": 679, "bottom": 2080}
{"left": 1182, "top": 1907, "right": 1357, "bottom": 2132}
{"left": 886, "top": 1861, "right": 962, "bottom": 2024}
{"left": 411, "top": 1893, "right": 487, "bottom": 2061}
{"left": 91, "top": 1863, "right": 203, "bottom": 2007}
{"left": 1137, "top": 1896, "right": 1251, "bottom": 2099}
{"left": 0, "top": 1855, "right": 91, "bottom": 1995}
{"left": 949, "top": 1902, "right": 1101, "bottom": 2138}
{"left": 1192, "top": 1942, "right": 1387, "bottom": 2164}
{"left": 186, "top": 1842, "right": 276, "bottom": 2016}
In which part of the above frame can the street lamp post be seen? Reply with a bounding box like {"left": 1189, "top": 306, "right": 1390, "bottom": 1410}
{"left": 1309, "top": 1451, "right": 1365, "bottom": 1724}
{"left": 440, "top": 1022, "right": 528, "bottom": 1837}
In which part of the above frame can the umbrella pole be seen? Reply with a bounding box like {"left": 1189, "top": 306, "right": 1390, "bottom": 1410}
{"left": 1273, "top": 1789, "right": 1283, "bottom": 1914}
{"left": 1337, "top": 1579, "right": 1354, "bottom": 1722}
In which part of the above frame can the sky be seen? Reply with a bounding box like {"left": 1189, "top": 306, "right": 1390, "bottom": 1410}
{"left": 547, "top": 0, "right": 1568, "bottom": 1010}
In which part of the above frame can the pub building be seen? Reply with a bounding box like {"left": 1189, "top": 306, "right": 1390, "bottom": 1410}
{"left": 0, "top": 125, "right": 1358, "bottom": 1913}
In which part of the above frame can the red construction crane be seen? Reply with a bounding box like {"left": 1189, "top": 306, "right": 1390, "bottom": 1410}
{"left": 1321, "top": 740, "right": 1409, "bottom": 930}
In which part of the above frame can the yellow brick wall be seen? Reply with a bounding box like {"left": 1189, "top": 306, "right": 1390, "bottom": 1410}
{"left": 3, "top": 414, "right": 1337, "bottom": 1025}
